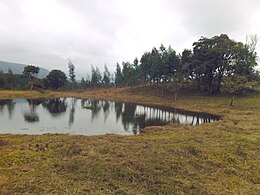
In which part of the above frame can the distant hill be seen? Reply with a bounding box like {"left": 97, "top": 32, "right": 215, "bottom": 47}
{"left": 0, "top": 60, "right": 49, "bottom": 78}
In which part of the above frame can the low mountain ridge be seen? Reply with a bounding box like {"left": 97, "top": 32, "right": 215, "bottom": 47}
{"left": 0, "top": 60, "right": 49, "bottom": 78}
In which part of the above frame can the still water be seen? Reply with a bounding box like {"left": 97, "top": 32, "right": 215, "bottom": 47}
{"left": 0, "top": 98, "right": 219, "bottom": 135}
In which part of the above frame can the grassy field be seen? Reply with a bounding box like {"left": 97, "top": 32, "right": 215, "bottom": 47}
{"left": 0, "top": 87, "right": 259, "bottom": 194}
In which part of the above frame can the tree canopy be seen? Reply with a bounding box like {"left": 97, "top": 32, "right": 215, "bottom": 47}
{"left": 192, "top": 34, "right": 257, "bottom": 94}
{"left": 45, "top": 70, "right": 67, "bottom": 89}
{"left": 68, "top": 60, "right": 76, "bottom": 83}
{"left": 23, "top": 65, "right": 40, "bottom": 78}
{"left": 90, "top": 65, "right": 102, "bottom": 87}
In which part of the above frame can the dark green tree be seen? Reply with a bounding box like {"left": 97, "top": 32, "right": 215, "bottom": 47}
{"left": 45, "top": 70, "right": 67, "bottom": 89}
{"left": 80, "top": 78, "right": 86, "bottom": 89}
{"left": 133, "top": 57, "right": 139, "bottom": 70}
{"left": 150, "top": 47, "right": 163, "bottom": 83}
{"left": 23, "top": 65, "right": 39, "bottom": 78}
{"left": 193, "top": 34, "right": 257, "bottom": 94}
{"left": 68, "top": 60, "right": 76, "bottom": 90}
{"left": 91, "top": 66, "right": 102, "bottom": 87}
{"left": 159, "top": 44, "right": 168, "bottom": 82}
{"left": 181, "top": 49, "right": 194, "bottom": 81}
{"left": 140, "top": 52, "right": 151, "bottom": 84}
{"left": 85, "top": 74, "right": 91, "bottom": 87}
{"left": 6, "top": 69, "right": 16, "bottom": 89}
{"left": 102, "top": 65, "right": 111, "bottom": 87}
{"left": 122, "top": 62, "right": 136, "bottom": 86}
{"left": 23, "top": 65, "right": 40, "bottom": 89}
{"left": 230, "top": 41, "right": 257, "bottom": 78}
{"left": 165, "top": 46, "right": 181, "bottom": 82}
{"left": 193, "top": 34, "right": 237, "bottom": 94}
{"left": 0, "top": 70, "right": 5, "bottom": 88}
{"left": 115, "top": 63, "right": 123, "bottom": 86}
{"left": 68, "top": 60, "right": 76, "bottom": 83}
{"left": 222, "top": 74, "right": 255, "bottom": 106}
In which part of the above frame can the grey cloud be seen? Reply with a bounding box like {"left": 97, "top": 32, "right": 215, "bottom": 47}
{"left": 0, "top": 0, "right": 127, "bottom": 77}
{"left": 0, "top": 0, "right": 259, "bottom": 78}
{"left": 175, "top": 0, "right": 260, "bottom": 37}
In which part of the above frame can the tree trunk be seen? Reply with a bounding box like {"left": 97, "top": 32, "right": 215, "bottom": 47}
{"left": 208, "top": 81, "right": 214, "bottom": 95}
{"left": 174, "top": 85, "right": 180, "bottom": 101}
{"left": 30, "top": 81, "right": 34, "bottom": 90}
{"left": 161, "top": 85, "right": 164, "bottom": 97}
{"left": 230, "top": 95, "right": 235, "bottom": 106}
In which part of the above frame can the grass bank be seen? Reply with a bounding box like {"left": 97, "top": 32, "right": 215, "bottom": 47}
{"left": 0, "top": 87, "right": 259, "bottom": 194}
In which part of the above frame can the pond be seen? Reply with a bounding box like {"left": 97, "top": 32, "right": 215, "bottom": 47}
{"left": 0, "top": 98, "right": 219, "bottom": 135}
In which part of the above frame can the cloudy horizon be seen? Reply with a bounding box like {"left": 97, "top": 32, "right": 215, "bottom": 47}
{"left": 0, "top": 0, "right": 260, "bottom": 78}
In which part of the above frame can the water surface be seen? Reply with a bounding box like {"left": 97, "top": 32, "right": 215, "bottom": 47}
{"left": 0, "top": 98, "right": 219, "bottom": 135}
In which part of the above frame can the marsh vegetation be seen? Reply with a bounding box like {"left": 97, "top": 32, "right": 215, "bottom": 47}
{"left": 0, "top": 87, "right": 259, "bottom": 194}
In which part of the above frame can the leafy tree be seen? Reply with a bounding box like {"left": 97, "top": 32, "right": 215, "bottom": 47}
{"left": 150, "top": 47, "right": 163, "bottom": 83}
{"left": 171, "top": 55, "right": 184, "bottom": 101}
{"left": 192, "top": 34, "right": 257, "bottom": 94}
{"left": 140, "top": 52, "right": 151, "bottom": 84}
{"left": 192, "top": 34, "right": 258, "bottom": 94}
{"left": 0, "top": 70, "right": 5, "bottom": 88}
{"left": 110, "top": 73, "right": 115, "bottom": 86}
{"left": 102, "top": 65, "right": 111, "bottom": 87}
{"left": 80, "top": 78, "right": 86, "bottom": 89}
{"left": 171, "top": 71, "right": 183, "bottom": 101}
{"left": 222, "top": 74, "right": 255, "bottom": 106}
{"left": 246, "top": 34, "right": 258, "bottom": 55}
{"left": 139, "top": 45, "right": 181, "bottom": 85}
{"left": 23, "top": 65, "right": 40, "bottom": 89}
{"left": 132, "top": 57, "right": 140, "bottom": 83}
{"left": 91, "top": 66, "right": 102, "bottom": 87}
{"left": 192, "top": 34, "right": 235, "bottom": 94}
{"left": 6, "top": 69, "right": 16, "bottom": 89}
{"left": 159, "top": 44, "right": 168, "bottom": 81}
{"left": 85, "top": 74, "right": 91, "bottom": 87}
{"left": 252, "top": 70, "right": 260, "bottom": 83}
{"left": 133, "top": 57, "right": 139, "bottom": 70}
{"left": 115, "top": 63, "right": 123, "bottom": 86}
{"left": 45, "top": 70, "right": 67, "bottom": 89}
{"left": 181, "top": 49, "right": 194, "bottom": 81}
{"left": 122, "top": 62, "right": 136, "bottom": 86}
{"left": 23, "top": 65, "right": 40, "bottom": 78}
{"left": 79, "top": 74, "right": 91, "bottom": 89}
{"left": 0, "top": 71, "right": 29, "bottom": 90}
{"left": 230, "top": 41, "right": 257, "bottom": 78}
{"left": 68, "top": 60, "right": 76, "bottom": 83}
{"left": 165, "top": 46, "right": 181, "bottom": 82}
{"left": 68, "top": 60, "right": 76, "bottom": 90}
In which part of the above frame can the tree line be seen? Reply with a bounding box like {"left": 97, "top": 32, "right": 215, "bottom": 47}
{"left": 0, "top": 34, "right": 259, "bottom": 95}
{"left": 82, "top": 34, "right": 259, "bottom": 96}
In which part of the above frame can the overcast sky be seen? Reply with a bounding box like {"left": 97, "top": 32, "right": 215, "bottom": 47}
{"left": 0, "top": 0, "right": 260, "bottom": 78}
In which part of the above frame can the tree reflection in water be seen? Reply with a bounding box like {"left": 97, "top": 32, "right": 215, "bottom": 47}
{"left": 0, "top": 99, "right": 15, "bottom": 119}
{"left": 102, "top": 100, "right": 110, "bottom": 122}
{"left": 114, "top": 102, "right": 123, "bottom": 122}
{"left": 1, "top": 98, "right": 219, "bottom": 135}
{"left": 24, "top": 112, "right": 39, "bottom": 123}
{"left": 122, "top": 103, "right": 137, "bottom": 131}
{"left": 23, "top": 99, "right": 43, "bottom": 123}
{"left": 69, "top": 98, "right": 77, "bottom": 126}
{"left": 42, "top": 98, "right": 67, "bottom": 116}
{"left": 85, "top": 100, "right": 172, "bottom": 134}
{"left": 90, "top": 100, "right": 101, "bottom": 121}
{"left": 81, "top": 100, "right": 176, "bottom": 134}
